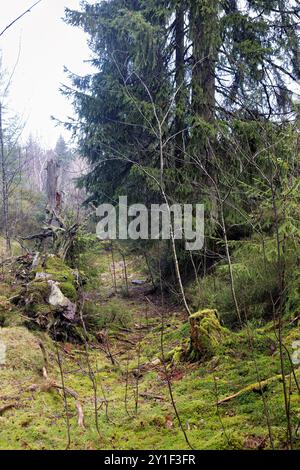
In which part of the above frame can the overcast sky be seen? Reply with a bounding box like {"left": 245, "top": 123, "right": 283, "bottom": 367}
{"left": 0, "top": 0, "right": 93, "bottom": 148}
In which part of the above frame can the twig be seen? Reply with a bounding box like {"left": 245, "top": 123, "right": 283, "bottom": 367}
{"left": 139, "top": 393, "right": 165, "bottom": 401}
{"left": 0, "top": 1, "right": 43, "bottom": 38}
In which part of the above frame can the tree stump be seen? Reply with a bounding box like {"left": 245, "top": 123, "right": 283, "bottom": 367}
{"left": 189, "top": 309, "right": 225, "bottom": 361}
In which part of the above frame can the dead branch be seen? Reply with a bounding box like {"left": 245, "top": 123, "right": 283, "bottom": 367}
{"left": 139, "top": 392, "right": 165, "bottom": 401}
{"left": 0, "top": 1, "right": 43, "bottom": 38}
{"left": 27, "top": 380, "right": 85, "bottom": 429}
{"left": 0, "top": 403, "right": 19, "bottom": 415}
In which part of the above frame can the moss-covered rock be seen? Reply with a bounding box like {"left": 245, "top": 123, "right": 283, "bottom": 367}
{"left": 189, "top": 309, "right": 226, "bottom": 361}
{"left": 37, "top": 255, "right": 78, "bottom": 302}
{"left": 40, "top": 255, "right": 75, "bottom": 283}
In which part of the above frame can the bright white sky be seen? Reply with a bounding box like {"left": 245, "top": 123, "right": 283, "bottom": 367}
{"left": 0, "top": 0, "right": 93, "bottom": 148}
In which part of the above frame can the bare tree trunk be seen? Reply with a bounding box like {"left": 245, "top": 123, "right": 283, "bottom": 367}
{"left": 46, "top": 158, "right": 60, "bottom": 212}
{"left": 0, "top": 103, "right": 11, "bottom": 254}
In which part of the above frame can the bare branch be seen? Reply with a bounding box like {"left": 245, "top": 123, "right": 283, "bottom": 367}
{"left": 0, "top": 0, "right": 43, "bottom": 38}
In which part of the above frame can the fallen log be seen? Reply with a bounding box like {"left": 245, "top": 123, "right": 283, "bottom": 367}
{"left": 139, "top": 393, "right": 165, "bottom": 401}
{"left": 217, "top": 373, "right": 292, "bottom": 405}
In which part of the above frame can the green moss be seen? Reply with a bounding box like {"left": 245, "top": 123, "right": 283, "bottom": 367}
{"left": 0, "top": 327, "right": 45, "bottom": 371}
{"left": 189, "top": 309, "right": 228, "bottom": 361}
{"left": 190, "top": 308, "right": 219, "bottom": 320}
{"left": 26, "top": 281, "right": 50, "bottom": 314}
{"left": 42, "top": 256, "right": 74, "bottom": 283}
{"left": 1, "top": 244, "right": 300, "bottom": 450}
{"left": 27, "top": 281, "right": 50, "bottom": 300}
{"left": 59, "top": 282, "right": 77, "bottom": 302}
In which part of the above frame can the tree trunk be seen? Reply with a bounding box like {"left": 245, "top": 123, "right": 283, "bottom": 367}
{"left": 0, "top": 103, "right": 11, "bottom": 254}
{"left": 190, "top": 0, "right": 218, "bottom": 126}
{"left": 190, "top": 1, "right": 219, "bottom": 221}
{"left": 174, "top": 2, "right": 186, "bottom": 167}
{"left": 46, "top": 158, "right": 60, "bottom": 212}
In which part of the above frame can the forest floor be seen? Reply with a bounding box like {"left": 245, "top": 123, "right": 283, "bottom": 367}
{"left": 0, "top": 242, "right": 299, "bottom": 450}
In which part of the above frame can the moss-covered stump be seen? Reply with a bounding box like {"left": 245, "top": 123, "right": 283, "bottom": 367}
{"left": 189, "top": 309, "right": 226, "bottom": 361}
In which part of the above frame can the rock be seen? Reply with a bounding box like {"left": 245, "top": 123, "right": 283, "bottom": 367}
{"left": 189, "top": 309, "right": 225, "bottom": 361}
{"left": 48, "top": 280, "right": 76, "bottom": 322}
{"left": 35, "top": 272, "right": 53, "bottom": 281}
{"left": 48, "top": 280, "right": 69, "bottom": 307}
{"left": 131, "top": 280, "right": 146, "bottom": 285}
{"left": 31, "top": 252, "right": 40, "bottom": 270}
{"left": 0, "top": 340, "right": 6, "bottom": 365}
{"left": 151, "top": 358, "right": 161, "bottom": 366}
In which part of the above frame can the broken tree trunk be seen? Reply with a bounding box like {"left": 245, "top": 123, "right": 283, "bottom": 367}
{"left": 46, "top": 158, "right": 61, "bottom": 213}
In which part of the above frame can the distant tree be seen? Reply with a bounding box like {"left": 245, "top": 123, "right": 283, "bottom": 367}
{"left": 63, "top": 0, "right": 300, "bottom": 288}
{"left": 55, "top": 135, "right": 72, "bottom": 167}
{"left": 64, "top": 0, "right": 299, "bottom": 203}
{"left": 0, "top": 62, "right": 25, "bottom": 253}
{"left": 25, "top": 135, "right": 48, "bottom": 192}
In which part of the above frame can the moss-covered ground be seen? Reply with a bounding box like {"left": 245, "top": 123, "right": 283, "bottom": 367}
{"left": 0, "top": 242, "right": 299, "bottom": 450}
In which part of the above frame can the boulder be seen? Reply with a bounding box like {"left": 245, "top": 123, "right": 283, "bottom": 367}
{"left": 48, "top": 280, "right": 76, "bottom": 322}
